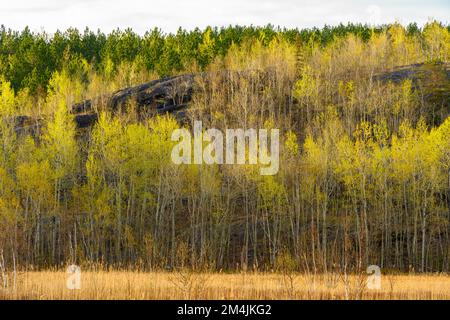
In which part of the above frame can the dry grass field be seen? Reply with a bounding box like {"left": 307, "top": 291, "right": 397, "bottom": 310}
{"left": 1, "top": 271, "right": 450, "bottom": 300}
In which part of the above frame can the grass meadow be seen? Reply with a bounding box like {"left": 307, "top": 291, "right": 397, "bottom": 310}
{"left": 1, "top": 271, "right": 449, "bottom": 300}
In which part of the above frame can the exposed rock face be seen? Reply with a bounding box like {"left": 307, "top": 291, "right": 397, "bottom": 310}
{"left": 373, "top": 62, "right": 450, "bottom": 85}
{"left": 14, "top": 74, "right": 195, "bottom": 134}
{"left": 11, "top": 63, "right": 450, "bottom": 133}
{"left": 72, "top": 74, "right": 195, "bottom": 115}
{"left": 373, "top": 62, "right": 450, "bottom": 119}
{"left": 374, "top": 63, "right": 450, "bottom": 125}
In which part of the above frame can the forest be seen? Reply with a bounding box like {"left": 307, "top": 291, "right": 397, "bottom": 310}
{"left": 0, "top": 22, "right": 449, "bottom": 275}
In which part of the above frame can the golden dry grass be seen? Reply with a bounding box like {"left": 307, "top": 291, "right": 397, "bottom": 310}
{"left": 1, "top": 271, "right": 449, "bottom": 300}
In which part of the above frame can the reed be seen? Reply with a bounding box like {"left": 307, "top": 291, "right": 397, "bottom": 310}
{"left": 1, "top": 271, "right": 449, "bottom": 300}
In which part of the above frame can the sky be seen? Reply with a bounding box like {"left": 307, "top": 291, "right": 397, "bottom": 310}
{"left": 0, "top": 0, "right": 448, "bottom": 34}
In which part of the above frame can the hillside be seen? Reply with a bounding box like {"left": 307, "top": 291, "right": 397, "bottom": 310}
{"left": 0, "top": 22, "right": 449, "bottom": 274}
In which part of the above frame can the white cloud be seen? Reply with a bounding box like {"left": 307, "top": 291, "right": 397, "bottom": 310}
{"left": 0, "top": 0, "right": 448, "bottom": 34}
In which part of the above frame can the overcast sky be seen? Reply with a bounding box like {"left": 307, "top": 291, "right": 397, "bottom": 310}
{"left": 0, "top": 0, "right": 448, "bottom": 34}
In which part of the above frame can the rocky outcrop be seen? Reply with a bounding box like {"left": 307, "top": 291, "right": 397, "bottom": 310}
{"left": 12, "top": 63, "right": 450, "bottom": 134}
{"left": 14, "top": 74, "right": 196, "bottom": 134}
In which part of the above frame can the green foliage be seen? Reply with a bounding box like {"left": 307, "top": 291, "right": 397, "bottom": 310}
{"left": 2, "top": 22, "right": 447, "bottom": 94}
{"left": 42, "top": 100, "right": 78, "bottom": 181}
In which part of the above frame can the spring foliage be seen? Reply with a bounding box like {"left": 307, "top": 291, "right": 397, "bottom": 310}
{"left": 0, "top": 22, "right": 449, "bottom": 272}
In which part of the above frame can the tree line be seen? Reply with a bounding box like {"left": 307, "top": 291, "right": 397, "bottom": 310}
{"left": 0, "top": 22, "right": 433, "bottom": 94}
